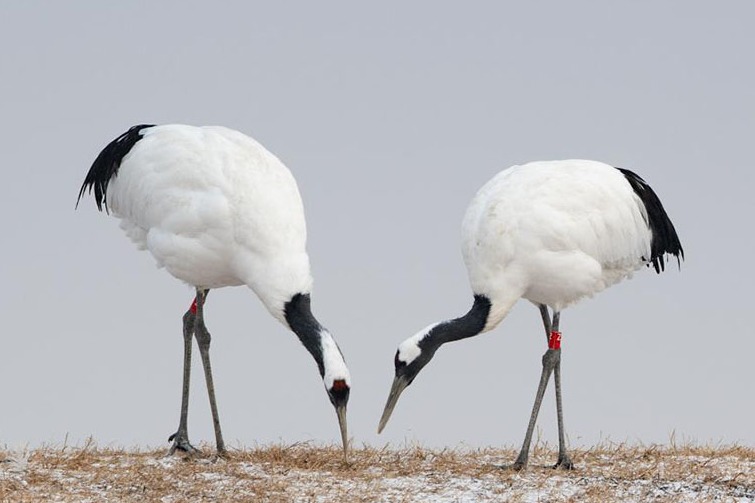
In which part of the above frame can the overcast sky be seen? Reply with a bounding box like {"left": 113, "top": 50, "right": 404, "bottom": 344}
{"left": 1, "top": 2, "right": 753, "bottom": 453}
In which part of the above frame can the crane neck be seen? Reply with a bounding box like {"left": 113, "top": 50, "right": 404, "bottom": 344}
{"left": 418, "top": 295, "right": 491, "bottom": 356}
{"left": 436, "top": 294, "right": 490, "bottom": 343}
{"left": 283, "top": 293, "right": 327, "bottom": 377}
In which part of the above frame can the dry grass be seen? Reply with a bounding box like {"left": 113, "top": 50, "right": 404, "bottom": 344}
{"left": 1, "top": 440, "right": 753, "bottom": 502}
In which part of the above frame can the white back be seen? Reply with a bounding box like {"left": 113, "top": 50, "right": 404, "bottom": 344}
{"left": 462, "top": 160, "right": 652, "bottom": 321}
{"left": 107, "top": 125, "right": 313, "bottom": 321}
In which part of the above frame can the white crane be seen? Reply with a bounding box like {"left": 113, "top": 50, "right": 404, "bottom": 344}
{"left": 77, "top": 124, "right": 351, "bottom": 457}
{"left": 378, "top": 160, "right": 683, "bottom": 469}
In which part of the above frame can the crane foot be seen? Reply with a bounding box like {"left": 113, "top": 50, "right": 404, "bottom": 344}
{"left": 167, "top": 431, "right": 199, "bottom": 456}
{"left": 553, "top": 454, "right": 574, "bottom": 470}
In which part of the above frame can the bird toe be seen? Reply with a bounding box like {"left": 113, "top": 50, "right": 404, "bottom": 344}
{"left": 167, "top": 432, "right": 199, "bottom": 456}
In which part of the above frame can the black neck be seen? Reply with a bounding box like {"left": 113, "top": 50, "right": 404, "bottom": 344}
{"left": 283, "top": 293, "right": 325, "bottom": 377}
{"left": 419, "top": 295, "right": 491, "bottom": 353}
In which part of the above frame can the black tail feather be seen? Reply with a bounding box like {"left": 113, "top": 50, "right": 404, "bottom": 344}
{"left": 617, "top": 167, "right": 684, "bottom": 273}
{"left": 77, "top": 124, "right": 155, "bottom": 212}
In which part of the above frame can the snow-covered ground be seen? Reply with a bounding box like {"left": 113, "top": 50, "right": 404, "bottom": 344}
{"left": 2, "top": 445, "right": 753, "bottom": 502}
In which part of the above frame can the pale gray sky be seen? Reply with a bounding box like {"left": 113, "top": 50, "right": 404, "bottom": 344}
{"left": 1, "top": 2, "right": 753, "bottom": 451}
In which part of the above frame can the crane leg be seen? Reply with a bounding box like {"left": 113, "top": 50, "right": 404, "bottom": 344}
{"left": 552, "top": 355, "right": 573, "bottom": 468}
{"left": 512, "top": 343, "right": 558, "bottom": 469}
{"left": 167, "top": 298, "right": 200, "bottom": 455}
{"left": 193, "top": 289, "right": 227, "bottom": 456}
{"left": 549, "top": 311, "right": 573, "bottom": 469}
{"left": 512, "top": 307, "right": 572, "bottom": 470}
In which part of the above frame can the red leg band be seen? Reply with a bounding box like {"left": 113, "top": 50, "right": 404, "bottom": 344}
{"left": 548, "top": 330, "right": 562, "bottom": 350}
{"left": 189, "top": 298, "right": 197, "bottom": 314}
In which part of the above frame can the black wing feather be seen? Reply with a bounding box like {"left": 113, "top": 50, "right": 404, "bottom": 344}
{"left": 617, "top": 167, "right": 684, "bottom": 273}
{"left": 76, "top": 124, "right": 155, "bottom": 212}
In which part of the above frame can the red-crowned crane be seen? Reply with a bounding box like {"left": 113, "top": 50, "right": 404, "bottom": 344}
{"left": 77, "top": 124, "right": 351, "bottom": 458}
{"left": 377, "top": 160, "right": 683, "bottom": 469}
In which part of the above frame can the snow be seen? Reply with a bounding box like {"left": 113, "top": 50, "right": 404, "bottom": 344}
{"left": 2, "top": 448, "right": 753, "bottom": 502}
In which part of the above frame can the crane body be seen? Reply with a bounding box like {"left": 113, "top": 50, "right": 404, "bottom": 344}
{"left": 78, "top": 124, "right": 351, "bottom": 457}
{"left": 379, "top": 159, "right": 682, "bottom": 469}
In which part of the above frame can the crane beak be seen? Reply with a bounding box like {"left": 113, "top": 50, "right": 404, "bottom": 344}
{"left": 377, "top": 375, "right": 409, "bottom": 434}
{"left": 327, "top": 378, "right": 350, "bottom": 461}
{"left": 335, "top": 404, "right": 349, "bottom": 460}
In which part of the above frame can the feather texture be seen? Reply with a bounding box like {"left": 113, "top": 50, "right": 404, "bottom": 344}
{"left": 462, "top": 160, "right": 682, "bottom": 324}
{"left": 80, "top": 124, "right": 313, "bottom": 320}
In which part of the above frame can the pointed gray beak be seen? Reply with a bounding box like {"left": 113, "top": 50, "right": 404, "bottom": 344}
{"left": 336, "top": 404, "right": 349, "bottom": 460}
{"left": 378, "top": 375, "right": 410, "bottom": 434}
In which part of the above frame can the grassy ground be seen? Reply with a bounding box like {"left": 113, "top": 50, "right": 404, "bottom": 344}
{"left": 1, "top": 441, "right": 753, "bottom": 502}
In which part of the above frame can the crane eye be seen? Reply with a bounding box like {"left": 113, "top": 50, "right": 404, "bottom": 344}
{"left": 394, "top": 351, "right": 406, "bottom": 369}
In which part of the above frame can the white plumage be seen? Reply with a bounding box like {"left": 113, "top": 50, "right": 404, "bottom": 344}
{"left": 379, "top": 159, "right": 683, "bottom": 470}
{"left": 108, "top": 125, "right": 313, "bottom": 318}
{"left": 78, "top": 124, "right": 350, "bottom": 457}
{"left": 463, "top": 160, "right": 654, "bottom": 327}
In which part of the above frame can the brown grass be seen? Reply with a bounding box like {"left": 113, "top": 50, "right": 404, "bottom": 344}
{"left": 1, "top": 440, "right": 753, "bottom": 502}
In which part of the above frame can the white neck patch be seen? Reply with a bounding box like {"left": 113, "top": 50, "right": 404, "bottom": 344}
{"left": 397, "top": 323, "right": 439, "bottom": 365}
{"left": 320, "top": 330, "right": 351, "bottom": 388}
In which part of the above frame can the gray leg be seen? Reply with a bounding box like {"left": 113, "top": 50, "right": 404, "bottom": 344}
{"left": 552, "top": 356, "right": 572, "bottom": 468}
{"left": 539, "top": 304, "right": 551, "bottom": 336}
{"left": 512, "top": 306, "right": 572, "bottom": 470}
{"left": 193, "top": 289, "right": 227, "bottom": 456}
{"left": 550, "top": 312, "right": 573, "bottom": 469}
{"left": 512, "top": 343, "right": 559, "bottom": 469}
{"left": 553, "top": 313, "right": 574, "bottom": 470}
{"left": 167, "top": 300, "right": 199, "bottom": 454}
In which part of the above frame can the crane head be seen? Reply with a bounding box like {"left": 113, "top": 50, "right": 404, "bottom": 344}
{"left": 378, "top": 296, "right": 491, "bottom": 434}
{"left": 377, "top": 331, "right": 438, "bottom": 434}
